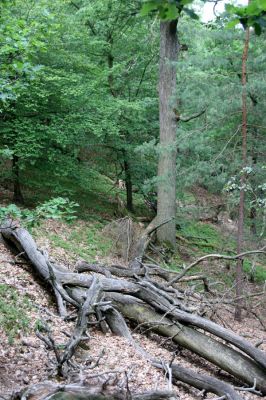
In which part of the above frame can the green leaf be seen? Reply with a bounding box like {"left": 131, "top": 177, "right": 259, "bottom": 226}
{"left": 164, "top": 3, "right": 179, "bottom": 19}
{"left": 226, "top": 19, "right": 240, "bottom": 29}
{"left": 180, "top": 0, "right": 194, "bottom": 5}
{"left": 140, "top": 1, "right": 158, "bottom": 16}
{"left": 245, "top": 2, "right": 262, "bottom": 16}
{"left": 225, "top": 4, "right": 238, "bottom": 13}
{"left": 257, "top": 0, "right": 266, "bottom": 10}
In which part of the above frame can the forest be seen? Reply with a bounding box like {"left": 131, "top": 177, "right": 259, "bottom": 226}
{"left": 0, "top": 0, "right": 266, "bottom": 399}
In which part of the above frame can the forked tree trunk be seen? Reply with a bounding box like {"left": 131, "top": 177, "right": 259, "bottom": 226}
{"left": 235, "top": 26, "right": 250, "bottom": 321}
{"left": 157, "top": 20, "right": 178, "bottom": 248}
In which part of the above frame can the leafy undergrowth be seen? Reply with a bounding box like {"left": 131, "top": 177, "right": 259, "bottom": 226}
{"left": 1, "top": 173, "right": 265, "bottom": 285}
{"left": 20, "top": 166, "right": 149, "bottom": 220}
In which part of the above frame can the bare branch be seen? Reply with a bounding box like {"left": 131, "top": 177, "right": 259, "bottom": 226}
{"left": 167, "top": 246, "right": 266, "bottom": 285}
{"left": 174, "top": 108, "right": 206, "bottom": 122}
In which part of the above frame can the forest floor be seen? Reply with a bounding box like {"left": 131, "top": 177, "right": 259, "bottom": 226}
{"left": 0, "top": 183, "right": 266, "bottom": 399}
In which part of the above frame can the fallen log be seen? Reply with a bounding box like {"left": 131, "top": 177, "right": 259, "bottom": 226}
{"left": 158, "top": 363, "right": 244, "bottom": 400}
{"left": 74, "top": 264, "right": 266, "bottom": 371}
{"left": 1, "top": 222, "right": 266, "bottom": 398}
{"left": 104, "top": 292, "right": 266, "bottom": 391}
{"left": 11, "top": 381, "right": 178, "bottom": 400}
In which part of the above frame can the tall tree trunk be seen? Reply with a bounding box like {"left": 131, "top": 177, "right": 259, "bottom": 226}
{"left": 235, "top": 27, "right": 250, "bottom": 321}
{"left": 249, "top": 95, "right": 258, "bottom": 236}
{"left": 249, "top": 205, "right": 257, "bottom": 235}
{"left": 12, "top": 155, "right": 24, "bottom": 204}
{"left": 157, "top": 20, "right": 178, "bottom": 248}
{"left": 124, "top": 154, "right": 133, "bottom": 212}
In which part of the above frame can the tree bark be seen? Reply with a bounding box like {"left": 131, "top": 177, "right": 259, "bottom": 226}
{"left": 12, "top": 155, "right": 24, "bottom": 204}
{"left": 235, "top": 27, "right": 250, "bottom": 322}
{"left": 249, "top": 94, "right": 258, "bottom": 236}
{"left": 157, "top": 20, "right": 178, "bottom": 248}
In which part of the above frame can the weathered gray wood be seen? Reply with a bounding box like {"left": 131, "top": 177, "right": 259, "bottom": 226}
{"left": 170, "top": 364, "right": 243, "bottom": 400}
{"left": 12, "top": 381, "right": 178, "bottom": 400}
{"left": 57, "top": 277, "right": 102, "bottom": 374}
{"left": 2, "top": 224, "right": 266, "bottom": 395}
{"left": 108, "top": 292, "right": 266, "bottom": 393}
{"left": 135, "top": 280, "right": 266, "bottom": 370}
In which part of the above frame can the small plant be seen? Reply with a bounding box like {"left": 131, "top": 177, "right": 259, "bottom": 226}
{"left": 0, "top": 203, "right": 34, "bottom": 222}
{"left": 35, "top": 197, "right": 79, "bottom": 223}
{"left": 0, "top": 197, "right": 79, "bottom": 227}
{"left": 0, "top": 284, "right": 31, "bottom": 344}
{"left": 243, "top": 260, "right": 266, "bottom": 283}
{"left": 34, "top": 319, "right": 47, "bottom": 332}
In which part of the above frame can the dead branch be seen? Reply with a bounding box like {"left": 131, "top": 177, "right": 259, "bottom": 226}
{"left": 167, "top": 246, "right": 266, "bottom": 285}
{"left": 130, "top": 217, "right": 174, "bottom": 267}
{"left": 1, "top": 224, "right": 266, "bottom": 395}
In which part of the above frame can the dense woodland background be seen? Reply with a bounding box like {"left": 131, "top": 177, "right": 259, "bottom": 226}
{"left": 0, "top": 1, "right": 266, "bottom": 399}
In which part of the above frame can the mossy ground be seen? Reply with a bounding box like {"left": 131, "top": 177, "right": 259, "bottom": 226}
{"left": 47, "top": 222, "right": 113, "bottom": 263}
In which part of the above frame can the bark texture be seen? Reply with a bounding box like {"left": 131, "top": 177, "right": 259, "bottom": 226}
{"left": 235, "top": 27, "right": 250, "bottom": 321}
{"left": 157, "top": 20, "right": 178, "bottom": 247}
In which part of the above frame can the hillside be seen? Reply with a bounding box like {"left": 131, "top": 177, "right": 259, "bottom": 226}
{"left": 0, "top": 182, "right": 265, "bottom": 400}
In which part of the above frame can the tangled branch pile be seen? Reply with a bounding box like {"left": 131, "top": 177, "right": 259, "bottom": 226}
{"left": 1, "top": 220, "right": 266, "bottom": 400}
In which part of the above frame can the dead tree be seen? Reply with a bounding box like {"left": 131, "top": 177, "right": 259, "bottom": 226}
{"left": 1, "top": 220, "right": 266, "bottom": 400}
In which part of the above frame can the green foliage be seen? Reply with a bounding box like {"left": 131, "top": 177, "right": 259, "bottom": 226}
{"left": 180, "top": 221, "right": 222, "bottom": 253}
{"left": 0, "top": 0, "right": 265, "bottom": 277}
{"left": 0, "top": 197, "right": 79, "bottom": 227}
{"left": 0, "top": 203, "right": 34, "bottom": 222}
{"left": 140, "top": 0, "right": 198, "bottom": 20}
{"left": 0, "top": 0, "right": 53, "bottom": 109}
{"left": 34, "top": 319, "right": 46, "bottom": 332}
{"left": 0, "top": 284, "right": 31, "bottom": 344}
{"left": 243, "top": 260, "right": 266, "bottom": 283}
{"left": 35, "top": 197, "right": 79, "bottom": 222}
{"left": 224, "top": 165, "right": 266, "bottom": 230}
{"left": 225, "top": 0, "right": 266, "bottom": 34}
